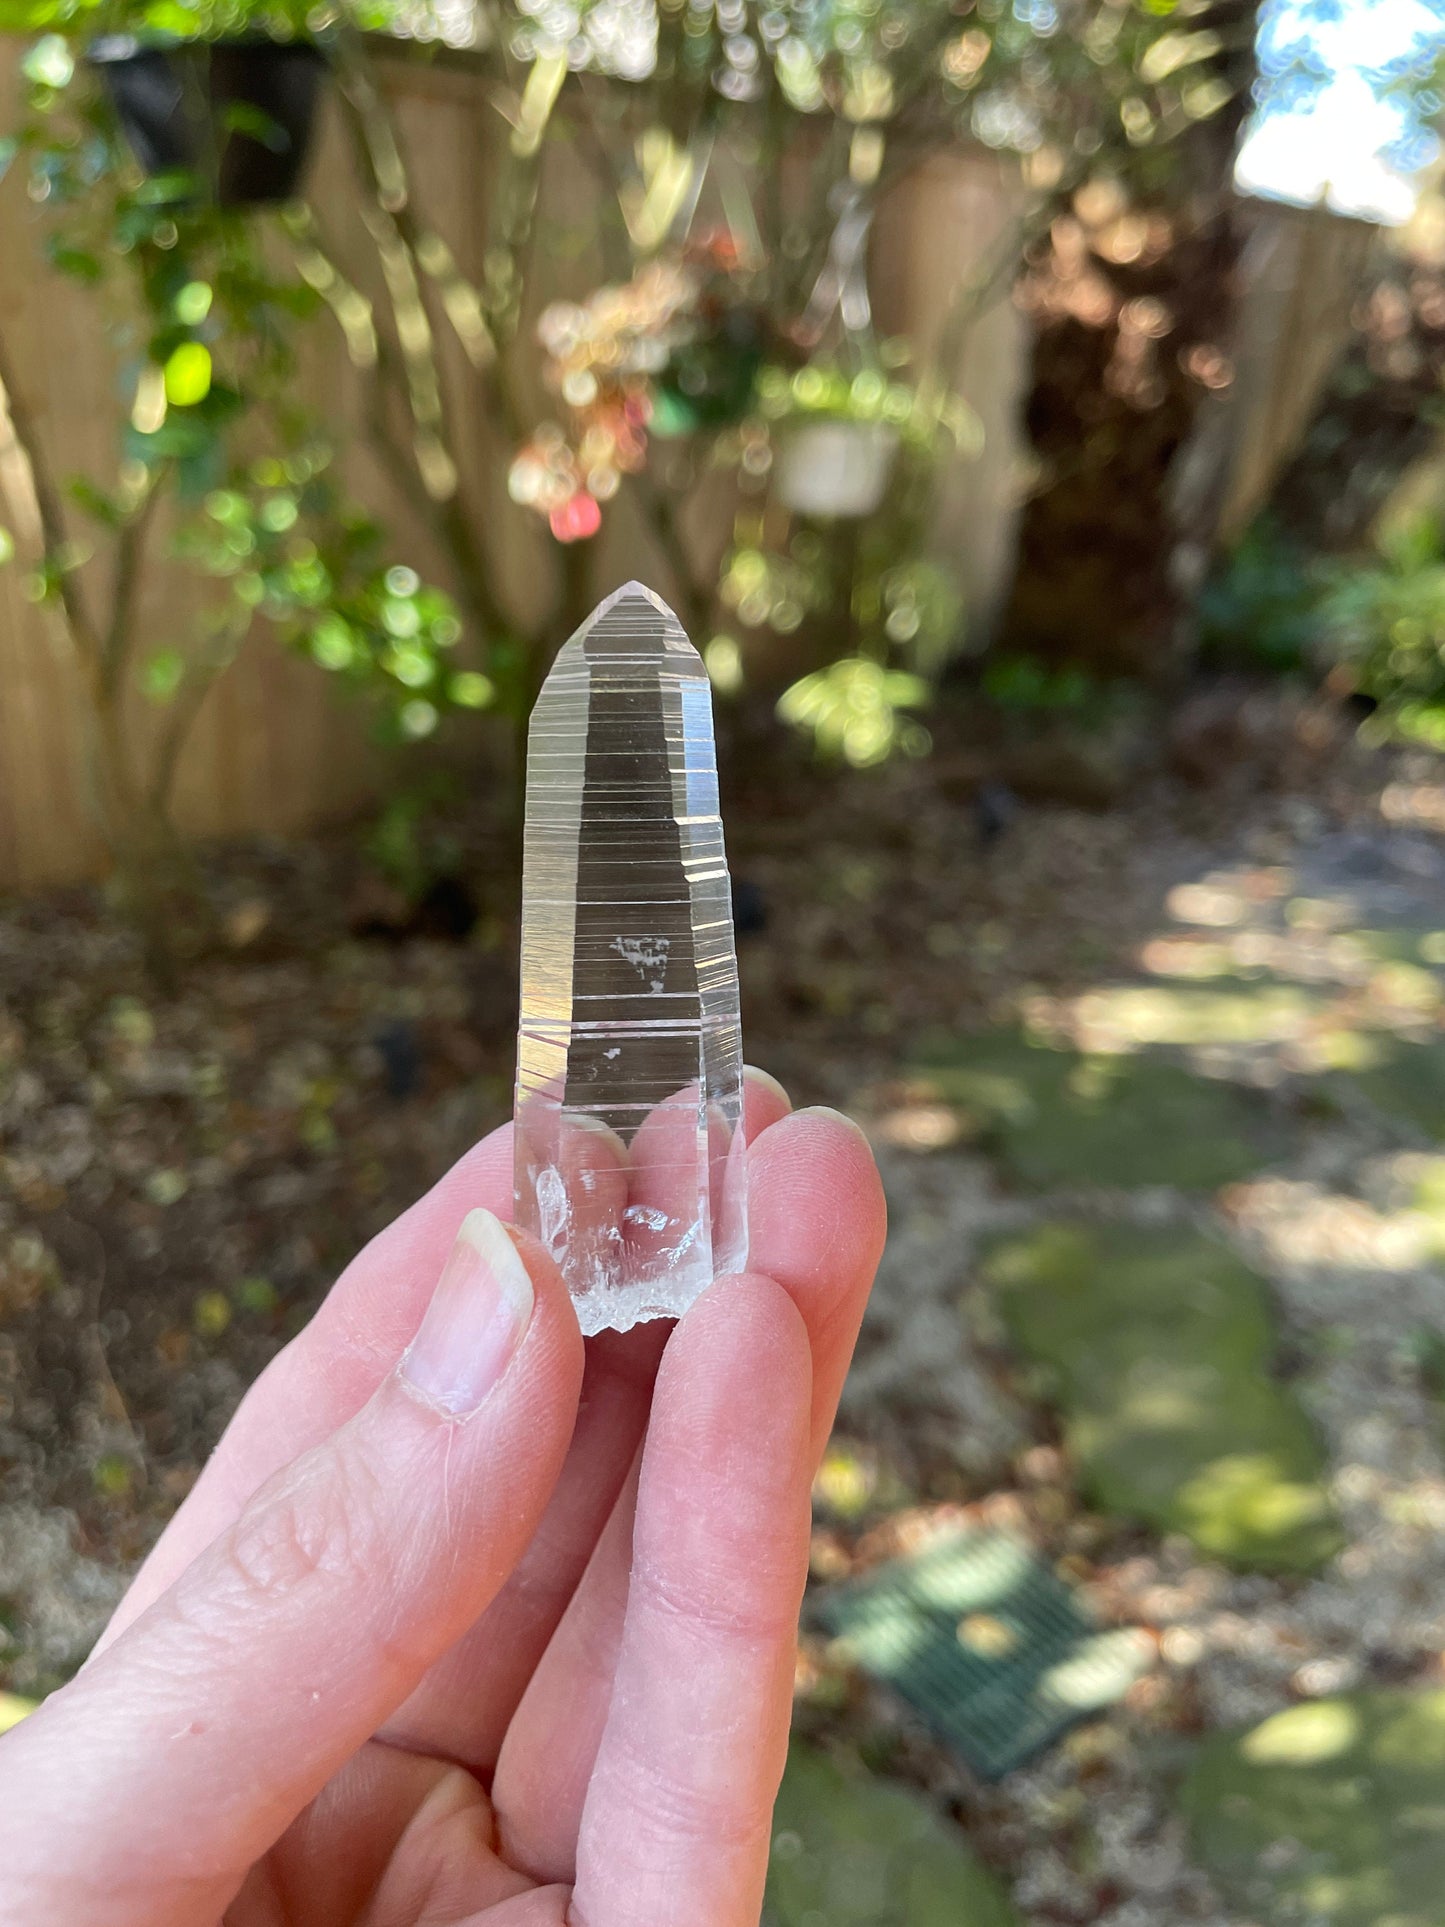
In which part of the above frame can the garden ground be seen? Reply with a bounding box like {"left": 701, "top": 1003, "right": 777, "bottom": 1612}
{"left": 4, "top": 686, "right": 1445, "bottom": 1925}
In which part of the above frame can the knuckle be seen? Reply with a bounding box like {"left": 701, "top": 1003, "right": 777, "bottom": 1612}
{"left": 610, "top": 1727, "right": 773, "bottom": 1851}
{"left": 220, "top": 1448, "right": 385, "bottom": 1608}
{"left": 628, "top": 1553, "right": 799, "bottom": 1649}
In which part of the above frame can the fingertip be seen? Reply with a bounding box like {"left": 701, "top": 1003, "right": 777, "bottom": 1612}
{"left": 743, "top": 1064, "right": 792, "bottom": 1137}
{"left": 741, "top": 1107, "right": 886, "bottom": 1457}
{"left": 750, "top": 1105, "right": 887, "bottom": 1259}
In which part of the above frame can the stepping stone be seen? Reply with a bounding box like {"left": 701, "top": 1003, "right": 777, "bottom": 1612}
{"left": 910, "top": 1031, "right": 1271, "bottom": 1191}
{"left": 817, "top": 1527, "right": 1151, "bottom": 1779}
{"left": 765, "top": 1742, "right": 1020, "bottom": 1927}
{"left": 1180, "top": 1690, "right": 1445, "bottom": 1926}
{"left": 979, "top": 1223, "right": 1341, "bottom": 1572}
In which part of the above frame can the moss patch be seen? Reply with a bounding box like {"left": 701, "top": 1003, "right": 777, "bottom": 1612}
{"left": 1345, "top": 1038, "right": 1445, "bottom": 1140}
{"left": 765, "top": 1743, "right": 1019, "bottom": 1927}
{"left": 979, "top": 1222, "right": 1341, "bottom": 1572}
{"left": 1180, "top": 1690, "right": 1445, "bottom": 1927}
{"left": 911, "top": 1031, "right": 1272, "bottom": 1191}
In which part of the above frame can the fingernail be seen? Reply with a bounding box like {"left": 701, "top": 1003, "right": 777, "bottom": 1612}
{"left": 400, "top": 1209, "right": 534, "bottom": 1418}
{"left": 562, "top": 1111, "right": 629, "bottom": 1165}
{"left": 796, "top": 1103, "right": 871, "bottom": 1143}
{"left": 744, "top": 1065, "right": 793, "bottom": 1113}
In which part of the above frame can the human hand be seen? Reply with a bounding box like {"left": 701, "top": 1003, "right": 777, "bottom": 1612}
{"left": 0, "top": 1072, "right": 885, "bottom": 1927}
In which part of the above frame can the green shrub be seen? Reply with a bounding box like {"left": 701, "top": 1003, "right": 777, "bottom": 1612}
{"left": 1320, "top": 512, "right": 1445, "bottom": 744}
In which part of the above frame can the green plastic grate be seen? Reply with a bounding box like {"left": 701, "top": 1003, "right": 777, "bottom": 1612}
{"left": 817, "top": 1528, "right": 1151, "bottom": 1780}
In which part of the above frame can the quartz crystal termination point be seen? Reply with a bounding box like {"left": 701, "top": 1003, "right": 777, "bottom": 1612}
{"left": 514, "top": 581, "right": 747, "bottom": 1335}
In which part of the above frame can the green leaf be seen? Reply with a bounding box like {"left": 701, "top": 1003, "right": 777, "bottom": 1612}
{"left": 1138, "top": 29, "right": 1221, "bottom": 85}
{"left": 142, "top": 650, "right": 187, "bottom": 703}
{"left": 382, "top": 596, "right": 421, "bottom": 639}
{"left": 47, "top": 240, "right": 101, "bottom": 283}
{"left": 66, "top": 478, "right": 122, "bottom": 528}
{"left": 384, "top": 644, "right": 435, "bottom": 689}
{"left": 21, "top": 34, "right": 72, "bottom": 91}
{"left": 310, "top": 619, "right": 356, "bottom": 671}
{"left": 133, "top": 170, "right": 198, "bottom": 206}
{"left": 164, "top": 342, "right": 213, "bottom": 409}
{"left": 0, "top": 527, "right": 14, "bottom": 567}
{"left": 205, "top": 489, "right": 247, "bottom": 526}
{"left": 448, "top": 670, "right": 495, "bottom": 709}
{"left": 258, "top": 493, "right": 298, "bottom": 533}
{"left": 174, "top": 280, "right": 213, "bottom": 325}
{"left": 234, "top": 1276, "right": 279, "bottom": 1316}
{"left": 222, "top": 100, "right": 288, "bottom": 153}
{"left": 399, "top": 698, "right": 439, "bottom": 739}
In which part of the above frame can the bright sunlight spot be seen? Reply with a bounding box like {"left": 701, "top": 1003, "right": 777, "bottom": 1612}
{"left": 1237, "top": 0, "right": 1445, "bottom": 223}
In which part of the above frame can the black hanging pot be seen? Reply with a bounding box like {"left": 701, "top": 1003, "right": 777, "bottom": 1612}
{"left": 87, "top": 35, "right": 326, "bottom": 207}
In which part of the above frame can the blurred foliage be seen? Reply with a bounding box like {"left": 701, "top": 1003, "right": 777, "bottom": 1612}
{"left": 0, "top": 28, "right": 481, "bottom": 740}
{"left": 0, "top": 0, "right": 383, "bottom": 31}
{"left": 492, "top": 0, "right": 1249, "bottom": 174}
{"left": 1198, "top": 484, "right": 1445, "bottom": 741}
{"left": 0, "top": 11, "right": 506, "bottom": 967}
{"left": 358, "top": 0, "right": 1260, "bottom": 763}
{"left": 1320, "top": 511, "right": 1445, "bottom": 745}
{"left": 1198, "top": 515, "right": 1319, "bottom": 672}
{"left": 0, "top": 0, "right": 1295, "bottom": 910}
{"left": 363, "top": 773, "right": 466, "bottom": 899}
{"left": 765, "top": 1742, "right": 1020, "bottom": 1926}
{"left": 982, "top": 652, "right": 1100, "bottom": 711}
{"left": 776, "top": 656, "right": 931, "bottom": 765}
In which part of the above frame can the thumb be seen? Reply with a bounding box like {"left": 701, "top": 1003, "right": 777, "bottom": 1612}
{"left": 0, "top": 1209, "right": 584, "bottom": 1927}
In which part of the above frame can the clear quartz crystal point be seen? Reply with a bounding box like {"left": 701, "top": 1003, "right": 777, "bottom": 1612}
{"left": 513, "top": 581, "right": 747, "bottom": 1335}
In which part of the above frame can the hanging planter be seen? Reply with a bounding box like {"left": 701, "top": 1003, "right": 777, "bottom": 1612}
{"left": 653, "top": 307, "right": 767, "bottom": 435}
{"left": 776, "top": 418, "right": 900, "bottom": 520}
{"left": 88, "top": 35, "right": 327, "bottom": 207}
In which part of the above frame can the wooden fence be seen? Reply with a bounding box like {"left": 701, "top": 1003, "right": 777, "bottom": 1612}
{"left": 1211, "top": 199, "right": 1381, "bottom": 548}
{"left": 0, "top": 37, "right": 1381, "bottom": 891}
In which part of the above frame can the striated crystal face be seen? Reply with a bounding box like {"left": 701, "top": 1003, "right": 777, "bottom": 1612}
{"left": 514, "top": 581, "right": 747, "bottom": 1335}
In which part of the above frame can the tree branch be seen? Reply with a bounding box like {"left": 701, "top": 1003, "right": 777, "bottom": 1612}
{"left": 147, "top": 606, "right": 250, "bottom": 819}
{"left": 101, "top": 467, "right": 168, "bottom": 702}
{"left": 319, "top": 49, "right": 515, "bottom": 644}
{"left": 0, "top": 318, "right": 102, "bottom": 664}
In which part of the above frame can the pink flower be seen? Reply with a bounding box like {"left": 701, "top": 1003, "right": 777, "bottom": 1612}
{"left": 548, "top": 491, "right": 602, "bottom": 543}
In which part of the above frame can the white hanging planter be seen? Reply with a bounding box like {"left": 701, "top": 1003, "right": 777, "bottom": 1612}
{"left": 776, "top": 419, "right": 900, "bottom": 519}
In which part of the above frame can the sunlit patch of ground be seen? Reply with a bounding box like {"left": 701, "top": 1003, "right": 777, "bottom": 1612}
{"left": 819, "top": 803, "right": 1445, "bottom": 1925}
